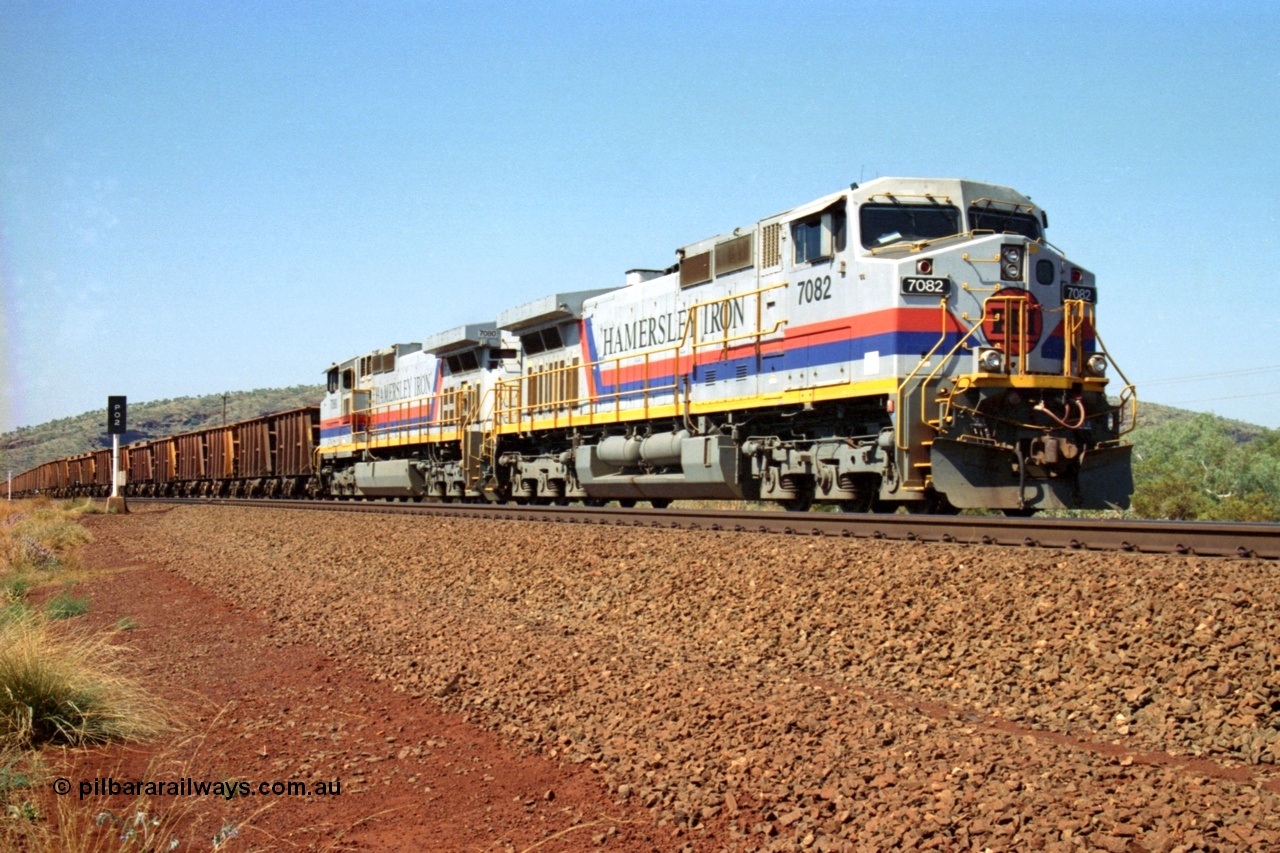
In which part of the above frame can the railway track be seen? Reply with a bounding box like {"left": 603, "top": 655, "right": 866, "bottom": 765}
{"left": 134, "top": 498, "right": 1280, "bottom": 559}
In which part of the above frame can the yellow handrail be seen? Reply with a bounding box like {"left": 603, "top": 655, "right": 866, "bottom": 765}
{"left": 895, "top": 305, "right": 985, "bottom": 450}
{"left": 488, "top": 283, "right": 789, "bottom": 430}
{"left": 897, "top": 293, "right": 1041, "bottom": 449}
{"left": 1090, "top": 327, "right": 1139, "bottom": 437}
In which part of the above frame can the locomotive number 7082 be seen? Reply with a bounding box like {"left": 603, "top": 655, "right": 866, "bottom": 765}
{"left": 797, "top": 276, "right": 832, "bottom": 304}
{"left": 900, "top": 276, "right": 952, "bottom": 296}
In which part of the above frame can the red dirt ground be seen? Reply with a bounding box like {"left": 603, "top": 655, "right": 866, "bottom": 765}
{"left": 29, "top": 503, "right": 1280, "bottom": 852}
{"left": 47, "top": 526, "right": 686, "bottom": 852}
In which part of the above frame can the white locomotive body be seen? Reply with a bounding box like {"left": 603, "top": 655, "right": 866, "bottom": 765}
{"left": 317, "top": 177, "right": 1133, "bottom": 513}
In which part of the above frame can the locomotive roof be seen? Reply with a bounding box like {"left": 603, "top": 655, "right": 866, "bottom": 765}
{"left": 325, "top": 342, "right": 421, "bottom": 372}
{"left": 497, "top": 289, "right": 614, "bottom": 331}
{"left": 422, "top": 322, "right": 499, "bottom": 354}
{"left": 849, "top": 177, "right": 1037, "bottom": 212}
{"left": 674, "top": 177, "right": 1038, "bottom": 259}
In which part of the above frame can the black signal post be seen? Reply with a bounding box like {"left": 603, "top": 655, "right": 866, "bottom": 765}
{"left": 107, "top": 396, "right": 128, "bottom": 513}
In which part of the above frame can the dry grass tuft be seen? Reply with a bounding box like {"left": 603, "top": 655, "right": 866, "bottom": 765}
{"left": 0, "top": 612, "right": 170, "bottom": 749}
{"left": 0, "top": 500, "right": 208, "bottom": 851}
{"left": 0, "top": 733, "right": 267, "bottom": 852}
{"left": 1, "top": 498, "right": 94, "bottom": 580}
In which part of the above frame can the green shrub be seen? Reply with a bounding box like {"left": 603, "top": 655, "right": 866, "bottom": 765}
{"left": 1130, "top": 474, "right": 1211, "bottom": 520}
{"left": 44, "top": 588, "right": 90, "bottom": 620}
{"left": 2, "top": 574, "right": 31, "bottom": 602}
{"left": 1, "top": 596, "right": 33, "bottom": 627}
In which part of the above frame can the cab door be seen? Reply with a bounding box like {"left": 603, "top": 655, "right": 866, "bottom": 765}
{"left": 337, "top": 367, "right": 370, "bottom": 443}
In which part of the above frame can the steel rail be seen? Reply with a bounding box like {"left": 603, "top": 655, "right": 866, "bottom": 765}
{"left": 131, "top": 498, "right": 1280, "bottom": 560}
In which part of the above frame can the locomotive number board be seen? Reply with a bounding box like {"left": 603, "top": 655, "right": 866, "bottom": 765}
{"left": 900, "top": 276, "right": 952, "bottom": 296}
{"left": 1062, "top": 284, "right": 1097, "bottom": 303}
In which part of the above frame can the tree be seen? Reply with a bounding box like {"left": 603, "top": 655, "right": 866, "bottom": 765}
{"left": 1130, "top": 414, "right": 1280, "bottom": 521}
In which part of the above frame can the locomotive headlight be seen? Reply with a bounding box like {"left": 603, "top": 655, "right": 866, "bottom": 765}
{"left": 1000, "top": 244, "right": 1024, "bottom": 281}
{"left": 978, "top": 347, "right": 1005, "bottom": 373}
{"left": 1086, "top": 354, "right": 1108, "bottom": 377}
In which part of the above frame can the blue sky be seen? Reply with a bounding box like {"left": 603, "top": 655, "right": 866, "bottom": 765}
{"left": 3, "top": 0, "right": 1279, "bottom": 433}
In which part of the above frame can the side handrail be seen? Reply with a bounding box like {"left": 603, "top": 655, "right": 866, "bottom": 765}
{"left": 490, "top": 283, "right": 789, "bottom": 429}
{"left": 896, "top": 293, "right": 1033, "bottom": 450}
{"left": 1090, "top": 327, "right": 1139, "bottom": 436}
{"left": 897, "top": 307, "right": 987, "bottom": 450}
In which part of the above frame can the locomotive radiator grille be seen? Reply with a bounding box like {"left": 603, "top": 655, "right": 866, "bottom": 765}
{"left": 761, "top": 223, "right": 781, "bottom": 269}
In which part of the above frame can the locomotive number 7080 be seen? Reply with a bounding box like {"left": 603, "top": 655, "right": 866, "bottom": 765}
{"left": 797, "top": 276, "right": 832, "bottom": 304}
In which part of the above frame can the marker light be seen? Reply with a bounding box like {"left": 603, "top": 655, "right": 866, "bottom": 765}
{"left": 1071, "top": 267, "right": 1084, "bottom": 283}
{"left": 917, "top": 258, "right": 933, "bottom": 275}
{"left": 1000, "top": 244, "right": 1024, "bottom": 281}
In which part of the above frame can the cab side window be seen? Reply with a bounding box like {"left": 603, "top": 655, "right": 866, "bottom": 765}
{"left": 792, "top": 208, "right": 847, "bottom": 265}
{"left": 794, "top": 217, "right": 824, "bottom": 264}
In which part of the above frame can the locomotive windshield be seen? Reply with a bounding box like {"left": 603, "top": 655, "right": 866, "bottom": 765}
{"left": 967, "top": 206, "right": 1043, "bottom": 240}
{"left": 859, "top": 203, "right": 961, "bottom": 248}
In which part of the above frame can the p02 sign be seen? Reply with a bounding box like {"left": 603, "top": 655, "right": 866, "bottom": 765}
{"left": 900, "top": 276, "right": 952, "bottom": 296}
{"left": 107, "top": 396, "right": 127, "bottom": 435}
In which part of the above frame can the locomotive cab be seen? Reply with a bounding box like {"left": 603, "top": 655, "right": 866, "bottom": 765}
{"left": 848, "top": 180, "right": 1133, "bottom": 512}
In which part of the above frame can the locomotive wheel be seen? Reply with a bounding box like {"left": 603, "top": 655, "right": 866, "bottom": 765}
{"left": 779, "top": 478, "right": 816, "bottom": 512}
{"left": 905, "top": 492, "right": 960, "bottom": 515}
{"left": 650, "top": 499, "right": 671, "bottom": 509}
{"left": 617, "top": 499, "right": 637, "bottom": 508}
{"left": 1003, "top": 507, "right": 1038, "bottom": 517}
{"left": 838, "top": 477, "right": 878, "bottom": 513}
{"left": 781, "top": 491, "right": 814, "bottom": 512}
